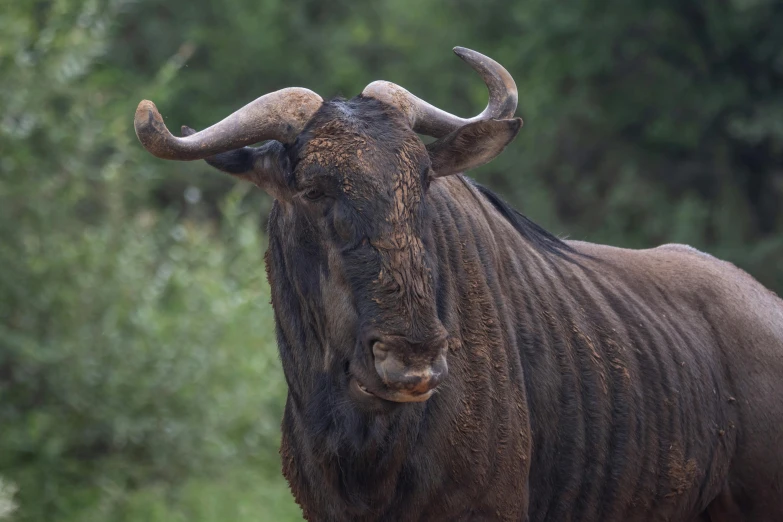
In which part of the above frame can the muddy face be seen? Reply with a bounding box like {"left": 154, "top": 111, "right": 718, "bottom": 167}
{"left": 277, "top": 97, "right": 449, "bottom": 405}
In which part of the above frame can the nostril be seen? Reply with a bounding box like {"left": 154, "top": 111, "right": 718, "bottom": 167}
{"left": 428, "top": 355, "right": 448, "bottom": 388}
{"left": 363, "top": 330, "right": 383, "bottom": 352}
{"left": 371, "top": 340, "right": 389, "bottom": 360}
{"left": 433, "top": 338, "right": 449, "bottom": 357}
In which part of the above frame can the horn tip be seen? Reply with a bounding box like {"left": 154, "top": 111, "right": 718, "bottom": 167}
{"left": 134, "top": 99, "right": 164, "bottom": 132}
{"left": 135, "top": 99, "right": 158, "bottom": 117}
{"left": 453, "top": 46, "right": 476, "bottom": 60}
{"left": 134, "top": 99, "right": 175, "bottom": 158}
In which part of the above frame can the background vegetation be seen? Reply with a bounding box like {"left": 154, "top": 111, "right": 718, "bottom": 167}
{"left": 1, "top": 0, "right": 781, "bottom": 520}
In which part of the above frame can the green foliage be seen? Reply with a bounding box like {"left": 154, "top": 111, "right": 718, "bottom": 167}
{"left": 0, "top": 477, "right": 18, "bottom": 520}
{"left": 486, "top": 0, "right": 783, "bottom": 290}
{"left": 1, "top": 0, "right": 781, "bottom": 520}
{"left": 0, "top": 2, "right": 297, "bottom": 520}
{"left": 61, "top": 466, "right": 303, "bottom": 522}
{"left": 2, "top": 197, "right": 293, "bottom": 520}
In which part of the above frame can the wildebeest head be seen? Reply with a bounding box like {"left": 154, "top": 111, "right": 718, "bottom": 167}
{"left": 134, "top": 47, "right": 522, "bottom": 406}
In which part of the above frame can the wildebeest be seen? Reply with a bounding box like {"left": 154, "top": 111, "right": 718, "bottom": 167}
{"left": 134, "top": 47, "right": 783, "bottom": 521}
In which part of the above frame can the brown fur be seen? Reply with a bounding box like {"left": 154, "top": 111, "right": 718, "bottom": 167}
{"left": 198, "top": 96, "right": 783, "bottom": 521}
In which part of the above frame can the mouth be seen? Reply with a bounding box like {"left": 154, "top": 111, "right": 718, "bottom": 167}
{"left": 354, "top": 378, "right": 374, "bottom": 397}
{"left": 349, "top": 375, "right": 434, "bottom": 403}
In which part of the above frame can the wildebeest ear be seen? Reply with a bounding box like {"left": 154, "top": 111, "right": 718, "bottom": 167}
{"left": 426, "top": 118, "right": 522, "bottom": 177}
{"left": 181, "top": 126, "right": 291, "bottom": 200}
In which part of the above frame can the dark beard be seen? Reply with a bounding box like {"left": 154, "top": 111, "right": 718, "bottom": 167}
{"left": 294, "top": 371, "right": 428, "bottom": 516}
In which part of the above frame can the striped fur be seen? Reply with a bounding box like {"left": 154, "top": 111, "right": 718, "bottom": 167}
{"left": 269, "top": 170, "right": 783, "bottom": 521}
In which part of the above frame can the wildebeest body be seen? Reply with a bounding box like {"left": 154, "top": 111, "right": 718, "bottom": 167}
{"left": 272, "top": 171, "right": 783, "bottom": 521}
{"left": 133, "top": 48, "right": 783, "bottom": 521}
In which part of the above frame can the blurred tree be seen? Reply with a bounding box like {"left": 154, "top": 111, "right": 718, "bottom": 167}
{"left": 0, "top": 477, "right": 17, "bottom": 520}
{"left": 468, "top": 0, "right": 783, "bottom": 288}
{"left": 0, "top": 1, "right": 292, "bottom": 520}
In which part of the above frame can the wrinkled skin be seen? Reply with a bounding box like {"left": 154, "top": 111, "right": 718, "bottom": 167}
{"left": 199, "top": 97, "right": 783, "bottom": 521}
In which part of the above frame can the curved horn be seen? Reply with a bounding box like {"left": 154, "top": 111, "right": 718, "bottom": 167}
{"left": 362, "top": 47, "right": 518, "bottom": 138}
{"left": 134, "top": 87, "right": 323, "bottom": 160}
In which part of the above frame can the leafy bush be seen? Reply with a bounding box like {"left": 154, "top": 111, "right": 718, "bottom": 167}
{"left": 1, "top": 186, "right": 298, "bottom": 520}
{"left": 0, "top": 2, "right": 299, "bottom": 520}
{"left": 0, "top": 477, "right": 18, "bottom": 520}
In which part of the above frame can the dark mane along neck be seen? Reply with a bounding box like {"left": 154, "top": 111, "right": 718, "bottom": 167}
{"left": 467, "top": 178, "right": 577, "bottom": 260}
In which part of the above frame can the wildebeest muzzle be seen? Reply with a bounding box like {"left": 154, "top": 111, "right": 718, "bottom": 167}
{"left": 361, "top": 330, "right": 449, "bottom": 401}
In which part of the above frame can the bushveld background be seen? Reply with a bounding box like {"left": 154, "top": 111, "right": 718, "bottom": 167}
{"left": 1, "top": 0, "right": 781, "bottom": 520}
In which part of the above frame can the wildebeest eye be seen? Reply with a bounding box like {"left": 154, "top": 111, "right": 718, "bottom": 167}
{"left": 303, "top": 188, "right": 325, "bottom": 201}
